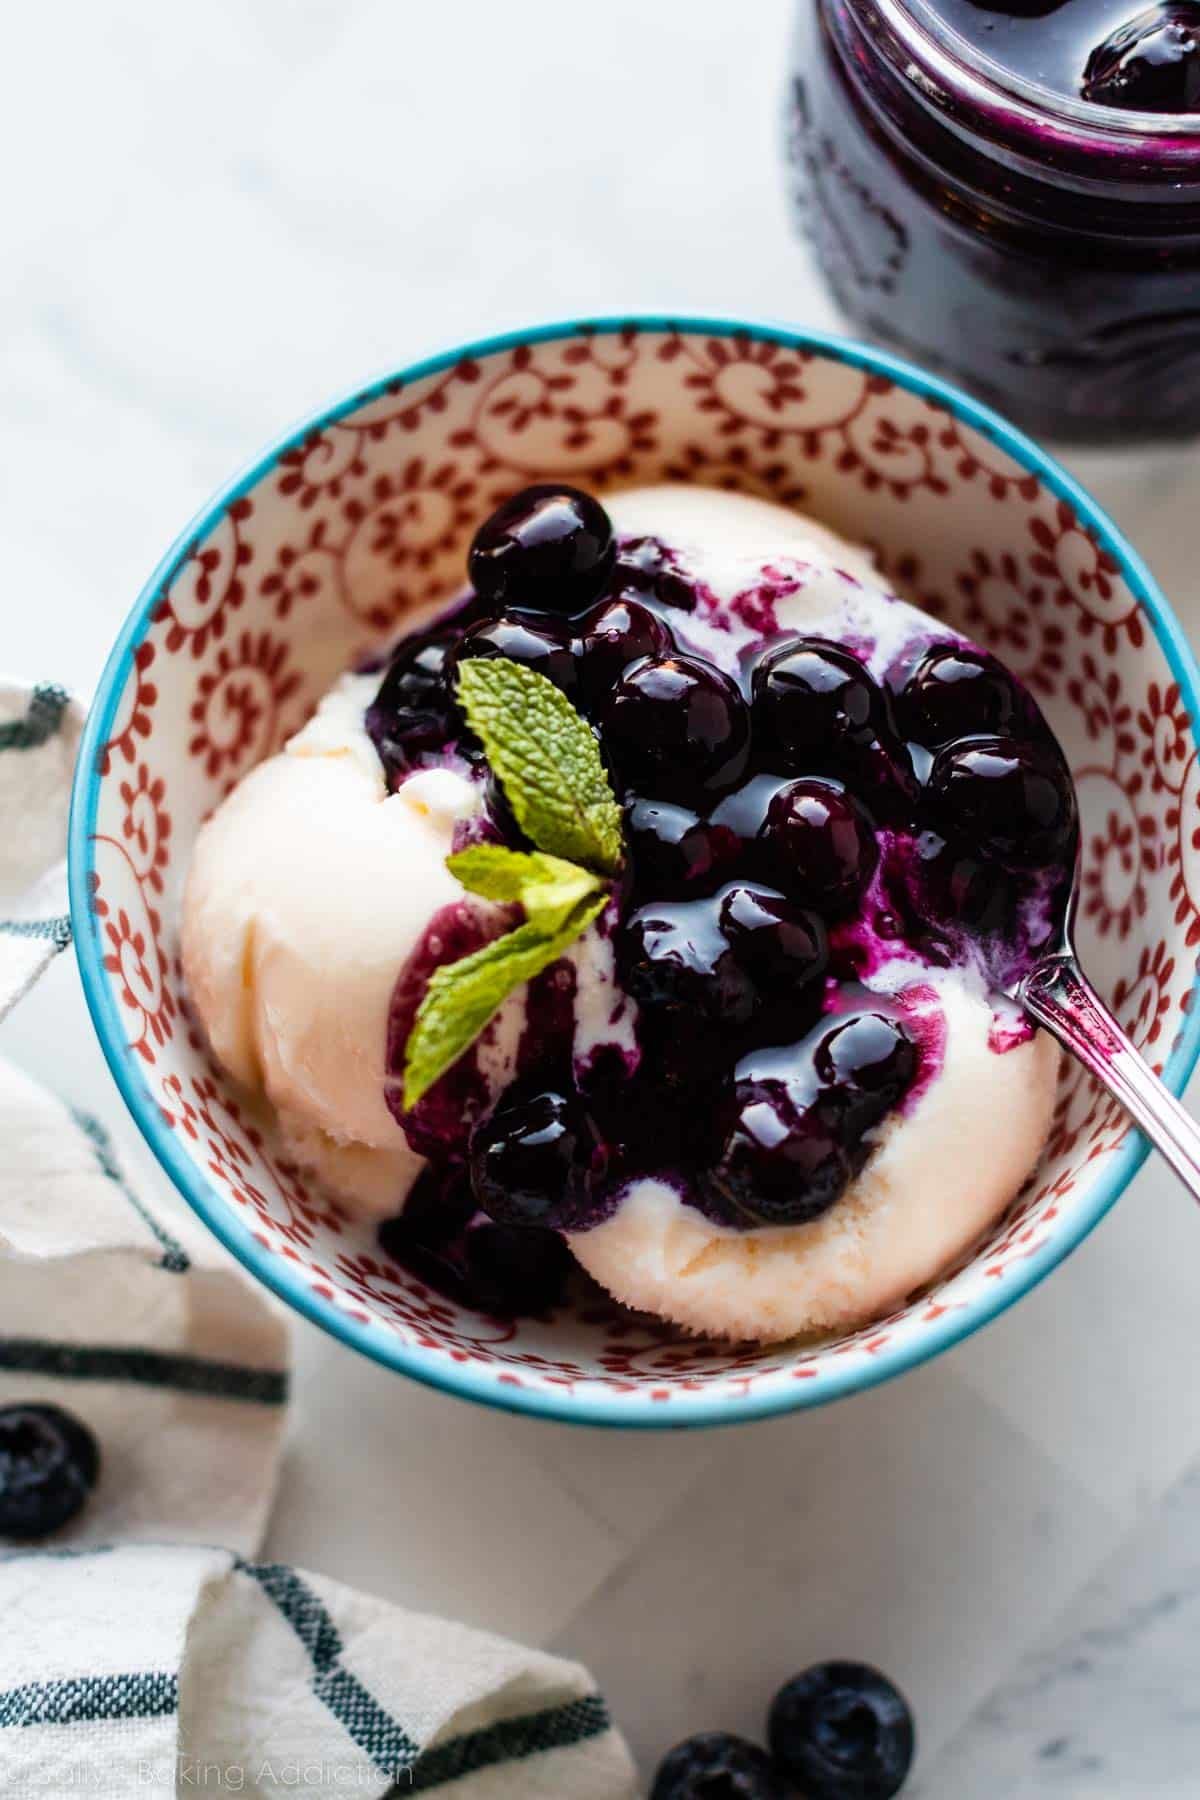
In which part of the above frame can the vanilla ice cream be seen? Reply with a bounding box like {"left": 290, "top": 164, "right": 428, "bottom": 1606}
{"left": 182, "top": 484, "right": 1070, "bottom": 1336}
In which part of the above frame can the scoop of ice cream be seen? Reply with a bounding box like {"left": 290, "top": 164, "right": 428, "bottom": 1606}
{"left": 569, "top": 969, "right": 1059, "bottom": 1341}
{"left": 180, "top": 674, "right": 481, "bottom": 1217}
{"left": 183, "top": 482, "right": 1067, "bottom": 1345}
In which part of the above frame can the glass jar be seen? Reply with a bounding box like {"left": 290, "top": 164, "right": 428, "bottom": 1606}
{"left": 789, "top": 0, "right": 1200, "bottom": 443}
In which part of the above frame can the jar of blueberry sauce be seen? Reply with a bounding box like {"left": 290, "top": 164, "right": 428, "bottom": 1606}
{"left": 790, "top": 0, "right": 1200, "bottom": 443}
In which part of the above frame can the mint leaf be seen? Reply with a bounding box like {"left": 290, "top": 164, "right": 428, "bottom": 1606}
{"left": 456, "top": 658, "right": 623, "bottom": 875}
{"left": 447, "top": 844, "right": 603, "bottom": 936}
{"left": 402, "top": 890, "right": 609, "bottom": 1109}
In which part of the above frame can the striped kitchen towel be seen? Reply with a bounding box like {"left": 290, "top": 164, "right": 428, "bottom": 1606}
{"left": 0, "top": 679, "right": 636, "bottom": 1798}
{"left": 0, "top": 1546, "right": 635, "bottom": 1798}
{"left": 0, "top": 677, "right": 289, "bottom": 1552}
{"left": 0, "top": 681, "right": 82, "bottom": 1017}
{"left": 0, "top": 1052, "right": 291, "bottom": 1553}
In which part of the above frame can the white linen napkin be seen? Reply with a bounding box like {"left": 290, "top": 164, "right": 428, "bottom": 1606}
{"left": 0, "top": 678, "right": 637, "bottom": 1799}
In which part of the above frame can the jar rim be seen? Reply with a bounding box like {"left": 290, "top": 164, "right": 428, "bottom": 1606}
{"left": 883, "top": 0, "right": 1200, "bottom": 144}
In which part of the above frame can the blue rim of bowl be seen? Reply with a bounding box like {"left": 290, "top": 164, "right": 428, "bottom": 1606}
{"left": 70, "top": 314, "right": 1200, "bottom": 1429}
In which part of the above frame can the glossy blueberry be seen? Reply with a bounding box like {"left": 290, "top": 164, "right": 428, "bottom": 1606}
{"left": 603, "top": 654, "right": 751, "bottom": 799}
{"left": 768, "top": 1661, "right": 916, "bottom": 1800}
{"left": 706, "top": 1070, "right": 852, "bottom": 1226}
{"left": 364, "top": 629, "right": 458, "bottom": 782}
{"left": 619, "top": 897, "right": 758, "bottom": 1026}
{"left": 448, "top": 611, "right": 579, "bottom": 699}
{"left": 0, "top": 1405, "right": 100, "bottom": 1540}
{"left": 756, "top": 636, "right": 881, "bottom": 762}
{"left": 718, "top": 882, "right": 828, "bottom": 990}
{"left": 706, "top": 1016, "right": 917, "bottom": 1226}
{"left": 816, "top": 1012, "right": 918, "bottom": 1096}
{"left": 468, "top": 484, "right": 615, "bottom": 614}
{"left": 577, "top": 596, "right": 673, "bottom": 704}
{"left": 918, "top": 838, "right": 1019, "bottom": 939}
{"left": 469, "top": 1084, "right": 607, "bottom": 1229}
{"left": 928, "top": 735, "right": 1077, "bottom": 866}
{"left": 893, "top": 643, "right": 1023, "bottom": 746}
{"left": 650, "top": 1732, "right": 790, "bottom": 1800}
{"left": 1082, "top": 3, "right": 1200, "bottom": 112}
{"left": 626, "top": 797, "right": 743, "bottom": 896}
{"left": 612, "top": 535, "right": 696, "bottom": 612}
{"left": 759, "top": 778, "right": 879, "bottom": 913}
{"left": 462, "top": 1222, "right": 574, "bottom": 1316}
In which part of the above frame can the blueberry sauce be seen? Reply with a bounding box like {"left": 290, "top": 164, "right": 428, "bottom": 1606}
{"left": 929, "top": 0, "right": 1200, "bottom": 111}
{"left": 791, "top": 0, "right": 1200, "bottom": 444}
{"left": 366, "top": 486, "right": 1077, "bottom": 1313}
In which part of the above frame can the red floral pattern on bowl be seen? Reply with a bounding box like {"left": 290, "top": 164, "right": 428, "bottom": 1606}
{"left": 69, "top": 319, "right": 1200, "bottom": 1426}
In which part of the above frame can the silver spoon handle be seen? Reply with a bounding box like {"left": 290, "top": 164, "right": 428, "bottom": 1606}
{"left": 1017, "top": 953, "right": 1200, "bottom": 1203}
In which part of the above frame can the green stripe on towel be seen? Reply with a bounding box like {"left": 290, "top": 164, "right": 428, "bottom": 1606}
{"left": 0, "top": 915, "right": 72, "bottom": 949}
{"left": 243, "top": 1563, "right": 421, "bottom": 1778}
{"left": 0, "top": 1670, "right": 177, "bottom": 1729}
{"left": 408, "top": 1694, "right": 613, "bottom": 1791}
{"left": 71, "top": 1110, "right": 190, "bottom": 1273}
{"left": 0, "top": 684, "right": 70, "bottom": 752}
{"left": 0, "top": 1340, "right": 287, "bottom": 1405}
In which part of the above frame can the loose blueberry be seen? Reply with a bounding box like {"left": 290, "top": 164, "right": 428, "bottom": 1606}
{"left": 759, "top": 779, "right": 879, "bottom": 913}
{"left": 468, "top": 484, "right": 615, "bottom": 614}
{"left": 577, "top": 596, "right": 673, "bottom": 704}
{"left": 448, "top": 611, "right": 579, "bottom": 699}
{"left": 756, "top": 637, "right": 881, "bottom": 762}
{"left": 719, "top": 882, "right": 829, "bottom": 991}
{"left": 928, "top": 735, "right": 1077, "bottom": 866}
{"left": 603, "top": 654, "right": 751, "bottom": 799}
{"left": 469, "top": 1083, "right": 607, "bottom": 1229}
{"left": 365, "top": 629, "right": 458, "bottom": 782}
{"left": 626, "top": 797, "right": 743, "bottom": 897}
{"left": 619, "top": 897, "right": 758, "bottom": 1026}
{"left": 1082, "top": 3, "right": 1200, "bottom": 112}
{"left": 651, "top": 1731, "right": 791, "bottom": 1800}
{"left": 768, "top": 1662, "right": 915, "bottom": 1800}
{"left": 892, "top": 643, "right": 1022, "bottom": 746}
{"left": 0, "top": 1404, "right": 100, "bottom": 1540}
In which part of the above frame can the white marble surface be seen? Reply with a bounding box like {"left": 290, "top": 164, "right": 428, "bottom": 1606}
{"left": 5, "top": 1, "right": 1200, "bottom": 1791}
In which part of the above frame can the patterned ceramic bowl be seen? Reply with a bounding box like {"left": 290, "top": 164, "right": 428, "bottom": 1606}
{"left": 70, "top": 317, "right": 1200, "bottom": 1427}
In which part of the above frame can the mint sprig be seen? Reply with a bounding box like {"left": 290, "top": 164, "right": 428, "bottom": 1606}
{"left": 456, "top": 656, "right": 622, "bottom": 875}
{"left": 401, "top": 658, "right": 622, "bottom": 1109}
{"left": 447, "top": 844, "right": 605, "bottom": 936}
{"left": 401, "top": 892, "right": 608, "bottom": 1110}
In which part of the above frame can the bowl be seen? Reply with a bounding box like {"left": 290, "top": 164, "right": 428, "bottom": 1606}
{"left": 69, "top": 316, "right": 1200, "bottom": 1427}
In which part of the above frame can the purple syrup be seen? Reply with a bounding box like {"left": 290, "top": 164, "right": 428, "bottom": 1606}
{"left": 383, "top": 901, "right": 511, "bottom": 1161}
{"left": 370, "top": 485, "right": 1078, "bottom": 1313}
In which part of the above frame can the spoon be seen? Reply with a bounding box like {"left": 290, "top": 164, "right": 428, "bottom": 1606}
{"left": 1013, "top": 853, "right": 1200, "bottom": 1196}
